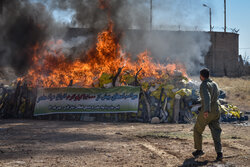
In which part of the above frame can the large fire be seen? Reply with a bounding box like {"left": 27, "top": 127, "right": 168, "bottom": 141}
{"left": 18, "top": 21, "right": 187, "bottom": 88}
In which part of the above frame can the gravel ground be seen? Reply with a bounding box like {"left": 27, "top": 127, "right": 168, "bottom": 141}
{"left": 0, "top": 119, "right": 250, "bottom": 167}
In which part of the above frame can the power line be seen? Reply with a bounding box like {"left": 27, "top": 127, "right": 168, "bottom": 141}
{"left": 239, "top": 48, "right": 250, "bottom": 50}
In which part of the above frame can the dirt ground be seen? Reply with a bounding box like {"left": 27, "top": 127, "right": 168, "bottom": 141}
{"left": 0, "top": 119, "right": 250, "bottom": 167}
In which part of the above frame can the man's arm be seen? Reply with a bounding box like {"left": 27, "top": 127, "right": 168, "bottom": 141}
{"left": 201, "top": 82, "right": 211, "bottom": 113}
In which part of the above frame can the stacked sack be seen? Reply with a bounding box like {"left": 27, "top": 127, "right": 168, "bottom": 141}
{"left": 137, "top": 73, "right": 199, "bottom": 123}
{"left": 220, "top": 104, "right": 248, "bottom": 122}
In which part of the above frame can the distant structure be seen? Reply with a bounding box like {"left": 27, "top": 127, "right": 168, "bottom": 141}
{"left": 206, "top": 32, "right": 239, "bottom": 77}
{"left": 206, "top": 32, "right": 249, "bottom": 77}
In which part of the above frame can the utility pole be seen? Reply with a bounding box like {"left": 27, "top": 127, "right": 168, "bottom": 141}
{"left": 209, "top": 7, "right": 212, "bottom": 32}
{"left": 224, "top": 0, "right": 226, "bottom": 32}
{"left": 203, "top": 4, "right": 212, "bottom": 32}
{"left": 150, "top": 0, "right": 152, "bottom": 30}
{"left": 0, "top": 0, "right": 3, "bottom": 15}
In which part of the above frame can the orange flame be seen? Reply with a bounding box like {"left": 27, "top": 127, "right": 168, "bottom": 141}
{"left": 19, "top": 22, "right": 187, "bottom": 88}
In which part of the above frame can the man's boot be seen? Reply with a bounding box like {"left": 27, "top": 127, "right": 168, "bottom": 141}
{"left": 192, "top": 150, "right": 204, "bottom": 158}
{"left": 216, "top": 152, "right": 223, "bottom": 161}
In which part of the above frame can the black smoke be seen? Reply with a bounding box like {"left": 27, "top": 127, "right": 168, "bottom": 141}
{"left": 45, "top": 0, "right": 149, "bottom": 32}
{"left": 0, "top": 0, "right": 149, "bottom": 76}
{"left": 0, "top": 0, "right": 63, "bottom": 76}
{"left": 0, "top": 0, "right": 211, "bottom": 77}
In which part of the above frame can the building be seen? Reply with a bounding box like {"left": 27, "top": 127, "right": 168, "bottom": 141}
{"left": 206, "top": 32, "right": 240, "bottom": 77}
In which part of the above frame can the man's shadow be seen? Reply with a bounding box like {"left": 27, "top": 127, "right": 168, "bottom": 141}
{"left": 179, "top": 157, "right": 217, "bottom": 167}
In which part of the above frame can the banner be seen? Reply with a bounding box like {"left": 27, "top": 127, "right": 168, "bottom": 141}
{"left": 34, "top": 86, "right": 140, "bottom": 116}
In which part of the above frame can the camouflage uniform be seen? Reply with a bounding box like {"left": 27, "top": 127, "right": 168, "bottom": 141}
{"left": 194, "top": 78, "right": 222, "bottom": 153}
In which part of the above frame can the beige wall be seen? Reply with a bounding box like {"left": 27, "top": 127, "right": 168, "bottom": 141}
{"left": 205, "top": 32, "right": 240, "bottom": 77}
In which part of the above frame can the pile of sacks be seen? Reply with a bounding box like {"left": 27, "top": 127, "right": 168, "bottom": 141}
{"left": 0, "top": 82, "right": 36, "bottom": 119}
{"left": 130, "top": 71, "right": 200, "bottom": 123}
{"left": 220, "top": 104, "right": 248, "bottom": 122}
{"left": 131, "top": 71, "right": 248, "bottom": 123}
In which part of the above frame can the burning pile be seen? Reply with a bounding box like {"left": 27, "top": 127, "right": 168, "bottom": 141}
{"left": 0, "top": 0, "right": 247, "bottom": 123}
{"left": 0, "top": 0, "right": 191, "bottom": 122}
{"left": 0, "top": 18, "right": 195, "bottom": 122}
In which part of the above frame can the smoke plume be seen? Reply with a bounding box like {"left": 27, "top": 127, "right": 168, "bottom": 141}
{"left": 45, "top": 0, "right": 211, "bottom": 74}
{"left": 45, "top": 0, "right": 149, "bottom": 31}
{"left": 0, "top": 0, "right": 211, "bottom": 76}
{"left": 0, "top": 0, "right": 65, "bottom": 76}
{"left": 122, "top": 30, "right": 211, "bottom": 75}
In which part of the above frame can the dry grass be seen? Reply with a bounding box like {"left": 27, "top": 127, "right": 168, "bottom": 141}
{"left": 212, "top": 76, "right": 250, "bottom": 111}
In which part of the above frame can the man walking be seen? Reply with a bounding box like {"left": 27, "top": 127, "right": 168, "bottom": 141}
{"left": 192, "top": 68, "right": 223, "bottom": 161}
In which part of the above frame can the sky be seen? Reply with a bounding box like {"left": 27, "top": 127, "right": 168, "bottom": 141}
{"left": 49, "top": 0, "right": 250, "bottom": 62}
{"left": 152, "top": 0, "right": 250, "bottom": 61}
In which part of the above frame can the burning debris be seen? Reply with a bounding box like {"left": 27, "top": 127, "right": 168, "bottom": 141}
{"left": 0, "top": 71, "right": 248, "bottom": 123}
{"left": 16, "top": 21, "right": 187, "bottom": 88}
{"left": 0, "top": 0, "right": 247, "bottom": 123}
